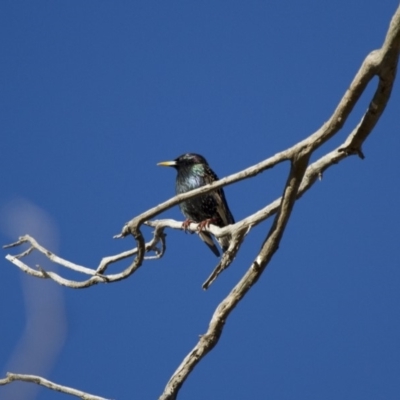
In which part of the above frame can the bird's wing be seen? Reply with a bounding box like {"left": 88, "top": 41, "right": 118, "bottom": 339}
{"left": 204, "top": 167, "right": 234, "bottom": 226}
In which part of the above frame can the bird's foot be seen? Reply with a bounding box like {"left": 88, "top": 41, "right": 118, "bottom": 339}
{"left": 197, "top": 218, "right": 217, "bottom": 232}
{"left": 182, "top": 219, "right": 194, "bottom": 234}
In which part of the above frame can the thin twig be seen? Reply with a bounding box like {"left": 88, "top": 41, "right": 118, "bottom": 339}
{"left": 0, "top": 372, "right": 110, "bottom": 400}
{"left": 158, "top": 5, "right": 400, "bottom": 399}
{"left": 2, "top": 5, "right": 400, "bottom": 400}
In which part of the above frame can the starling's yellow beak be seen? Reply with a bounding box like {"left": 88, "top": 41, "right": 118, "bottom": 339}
{"left": 157, "top": 160, "right": 177, "bottom": 167}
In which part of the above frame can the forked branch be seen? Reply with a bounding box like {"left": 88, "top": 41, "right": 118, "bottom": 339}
{"left": 2, "top": 5, "right": 400, "bottom": 400}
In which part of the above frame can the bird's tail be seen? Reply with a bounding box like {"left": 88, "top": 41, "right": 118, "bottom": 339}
{"left": 199, "top": 231, "right": 220, "bottom": 257}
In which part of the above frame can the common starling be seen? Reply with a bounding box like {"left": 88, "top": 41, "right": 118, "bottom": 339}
{"left": 157, "top": 153, "right": 235, "bottom": 257}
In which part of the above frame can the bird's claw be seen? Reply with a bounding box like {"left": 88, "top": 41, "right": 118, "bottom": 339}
{"left": 197, "top": 218, "right": 216, "bottom": 232}
{"left": 182, "top": 219, "right": 193, "bottom": 234}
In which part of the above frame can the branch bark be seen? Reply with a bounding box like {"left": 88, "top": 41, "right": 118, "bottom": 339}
{"left": 2, "top": 4, "right": 400, "bottom": 400}
{"left": 0, "top": 373, "right": 109, "bottom": 400}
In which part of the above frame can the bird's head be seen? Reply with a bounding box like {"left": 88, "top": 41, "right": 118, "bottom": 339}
{"left": 157, "top": 153, "right": 208, "bottom": 170}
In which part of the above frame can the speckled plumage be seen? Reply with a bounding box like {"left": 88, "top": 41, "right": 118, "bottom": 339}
{"left": 157, "top": 153, "right": 234, "bottom": 256}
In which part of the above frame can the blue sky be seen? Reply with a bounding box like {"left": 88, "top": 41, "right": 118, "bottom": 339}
{"left": 1, "top": 2, "right": 399, "bottom": 399}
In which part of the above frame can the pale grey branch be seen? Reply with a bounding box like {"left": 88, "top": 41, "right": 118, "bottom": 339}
{"left": 0, "top": 372, "right": 110, "bottom": 400}
{"left": 159, "top": 5, "right": 400, "bottom": 399}
{"left": 2, "top": 4, "right": 400, "bottom": 400}
{"left": 3, "top": 231, "right": 164, "bottom": 288}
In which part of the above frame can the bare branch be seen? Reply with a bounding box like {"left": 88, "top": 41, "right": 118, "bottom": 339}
{"left": 5, "top": 0, "right": 399, "bottom": 290}
{"left": 158, "top": 5, "right": 400, "bottom": 399}
{"left": 159, "top": 149, "right": 310, "bottom": 400}
{"left": 202, "top": 225, "right": 250, "bottom": 290}
{"left": 2, "top": 5, "right": 400, "bottom": 400}
{"left": 3, "top": 231, "right": 164, "bottom": 288}
{"left": 0, "top": 372, "right": 110, "bottom": 400}
{"left": 5, "top": 235, "right": 97, "bottom": 275}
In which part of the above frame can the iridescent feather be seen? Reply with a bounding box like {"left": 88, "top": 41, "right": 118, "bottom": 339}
{"left": 158, "top": 153, "right": 234, "bottom": 256}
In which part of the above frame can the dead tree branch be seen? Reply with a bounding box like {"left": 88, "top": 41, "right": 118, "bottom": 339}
{"left": 0, "top": 372, "right": 110, "bottom": 400}
{"left": 158, "top": 5, "right": 400, "bottom": 399}
{"left": 2, "top": 4, "right": 400, "bottom": 400}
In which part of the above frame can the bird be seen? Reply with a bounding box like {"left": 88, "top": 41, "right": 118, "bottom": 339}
{"left": 157, "top": 153, "right": 235, "bottom": 257}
